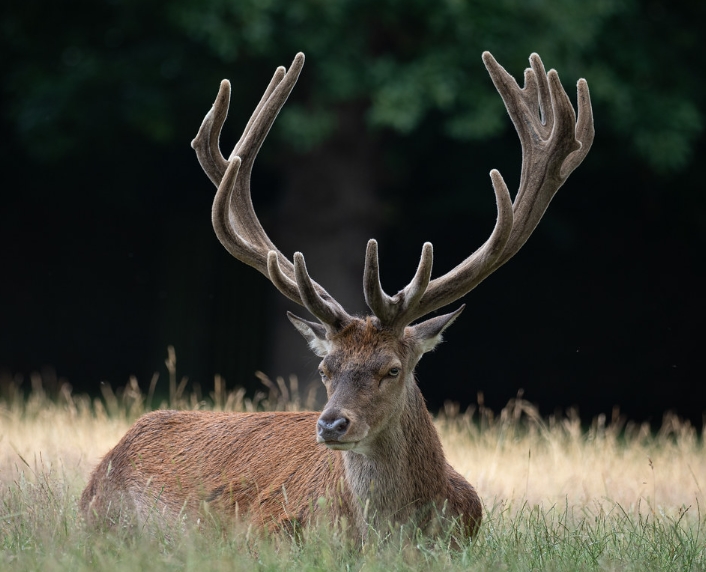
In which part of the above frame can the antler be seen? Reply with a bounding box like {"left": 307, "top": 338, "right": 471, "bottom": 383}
{"left": 191, "top": 53, "right": 351, "bottom": 329}
{"left": 364, "top": 52, "right": 594, "bottom": 331}
{"left": 194, "top": 52, "right": 593, "bottom": 336}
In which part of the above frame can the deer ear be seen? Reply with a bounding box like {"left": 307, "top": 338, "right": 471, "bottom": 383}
{"left": 408, "top": 305, "right": 465, "bottom": 354}
{"left": 287, "top": 311, "right": 332, "bottom": 357}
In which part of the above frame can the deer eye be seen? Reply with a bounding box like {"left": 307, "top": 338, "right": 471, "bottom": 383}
{"left": 318, "top": 369, "right": 329, "bottom": 382}
{"left": 388, "top": 367, "right": 400, "bottom": 378}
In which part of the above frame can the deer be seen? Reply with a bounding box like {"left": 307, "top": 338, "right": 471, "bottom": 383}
{"left": 80, "top": 51, "right": 593, "bottom": 542}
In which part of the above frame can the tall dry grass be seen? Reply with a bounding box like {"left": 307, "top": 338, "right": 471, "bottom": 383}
{"left": 1, "top": 358, "right": 703, "bottom": 522}
{"left": 1, "top": 356, "right": 704, "bottom": 570}
{"left": 440, "top": 394, "right": 705, "bottom": 518}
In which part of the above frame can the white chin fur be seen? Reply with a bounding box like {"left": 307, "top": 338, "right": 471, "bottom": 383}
{"left": 324, "top": 441, "right": 358, "bottom": 451}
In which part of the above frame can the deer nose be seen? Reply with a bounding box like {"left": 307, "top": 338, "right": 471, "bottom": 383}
{"left": 317, "top": 411, "right": 350, "bottom": 441}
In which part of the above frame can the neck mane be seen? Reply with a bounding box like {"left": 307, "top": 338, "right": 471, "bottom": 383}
{"left": 341, "top": 380, "right": 448, "bottom": 530}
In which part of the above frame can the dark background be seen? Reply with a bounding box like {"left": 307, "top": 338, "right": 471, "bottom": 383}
{"left": 1, "top": 0, "right": 704, "bottom": 426}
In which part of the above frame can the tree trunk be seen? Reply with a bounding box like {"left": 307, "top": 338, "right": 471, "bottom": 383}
{"left": 268, "top": 104, "right": 380, "bottom": 398}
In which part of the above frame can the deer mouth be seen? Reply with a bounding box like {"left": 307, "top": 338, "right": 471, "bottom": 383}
{"left": 320, "top": 440, "right": 358, "bottom": 451}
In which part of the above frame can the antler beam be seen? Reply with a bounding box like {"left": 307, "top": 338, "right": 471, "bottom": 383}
{"left": 364, "top": 52, "right": 594, "bottom": 331}
{"left": 191, "top": 53, "right": 351, "bottom": 330}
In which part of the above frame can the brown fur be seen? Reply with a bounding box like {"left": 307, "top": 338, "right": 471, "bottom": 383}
{"left": 81, "top": 320, "right": 481, "bottom": 540}
{"left": 80, "top": 410, "right": 351, "bottom": 530}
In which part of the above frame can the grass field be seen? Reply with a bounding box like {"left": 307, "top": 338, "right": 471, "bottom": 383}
{"left": 1, "top": 371, "right": 704, "bottom": 571}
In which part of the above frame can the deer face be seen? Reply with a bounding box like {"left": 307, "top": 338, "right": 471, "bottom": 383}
{"left": 288, "top": 310, "right": 463, "bottom": 455}
{"left": 196, "top": 51, "right": 592, "bottom": 456}
{"left": 315, "top": 320, "right": 410, "bottom": 452}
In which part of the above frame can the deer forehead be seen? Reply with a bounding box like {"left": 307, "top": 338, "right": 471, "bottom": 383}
{"left": 324, "top": 319, "right": 413, "bottom": 370}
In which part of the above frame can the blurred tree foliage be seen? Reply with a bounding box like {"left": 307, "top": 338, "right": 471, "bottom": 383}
{"left": 2, "top": 0, "right": 704, "bottom": 417}
{"left": 2, "top": 0, "right": 703, "bottom": 173}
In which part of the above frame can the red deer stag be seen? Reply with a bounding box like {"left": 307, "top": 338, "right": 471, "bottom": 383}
{"left": 81, "top": 52, "right": 593, "bottom": 540}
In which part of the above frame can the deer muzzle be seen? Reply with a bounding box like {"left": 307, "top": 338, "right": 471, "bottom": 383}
{"left": 317, "top": 409, "right": 350, "bottom": 444}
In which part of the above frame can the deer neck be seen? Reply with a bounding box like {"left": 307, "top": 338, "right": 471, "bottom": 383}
{"left": 341, "top": 380, "right": 447, "bottom": 529}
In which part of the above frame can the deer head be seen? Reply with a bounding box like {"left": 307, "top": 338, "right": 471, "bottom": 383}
{"left": 192, "top": 52, "right": 593, "bottom": 456}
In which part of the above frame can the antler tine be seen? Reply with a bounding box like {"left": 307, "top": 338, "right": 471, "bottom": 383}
{"left": 561, "top": 78, "right": 594, "bottom": 178}
{"left": 403, "top": 169, "right": 514, "bottom": 323}
{"left": 231, "top": 67, "right": 287, "bottom": 162}
{"left": 191, "top": 64, "right": 286, "bottom": 187}
{"left": 191, "top": 79, "right": 231, "bottom": 187}
{"left": 219, "top": 54, "right": 304, "bottom": 257}
{"left": 380, "top": 52, "right": 592, "bottom": 326}
{"left": 293, "top": 253, "right": 349, "bottom": 327}
{"left": 363, "top": 240, "right": 395, "bottom": 323}
{"left": 194, "top": 53, "right": 352, "bottom": 329}
{"left": 267, "top": 251, "right": 349, "bottom": 327}
{"left": 528, "top": 54, "right": 552, "bottom": 138}
{"left": 364, "top": 240, "right": 434, "bottom": 330}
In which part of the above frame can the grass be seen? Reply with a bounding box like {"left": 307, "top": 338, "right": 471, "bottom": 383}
{"left": 1, "top": 361, "right": 704, "bottom": 570}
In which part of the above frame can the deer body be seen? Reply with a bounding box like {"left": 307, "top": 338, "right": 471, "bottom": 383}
{"left": 81, "top": 51, "right": 593, "bottom": 541}
{"left": 80, "top": 410, "right": 350, "bottom": 530}
{"left": 81, "top": 319, "right": 481, "bottom": 537}
{"left": 79, "top": 401, "right": 479, "bottom": 536}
